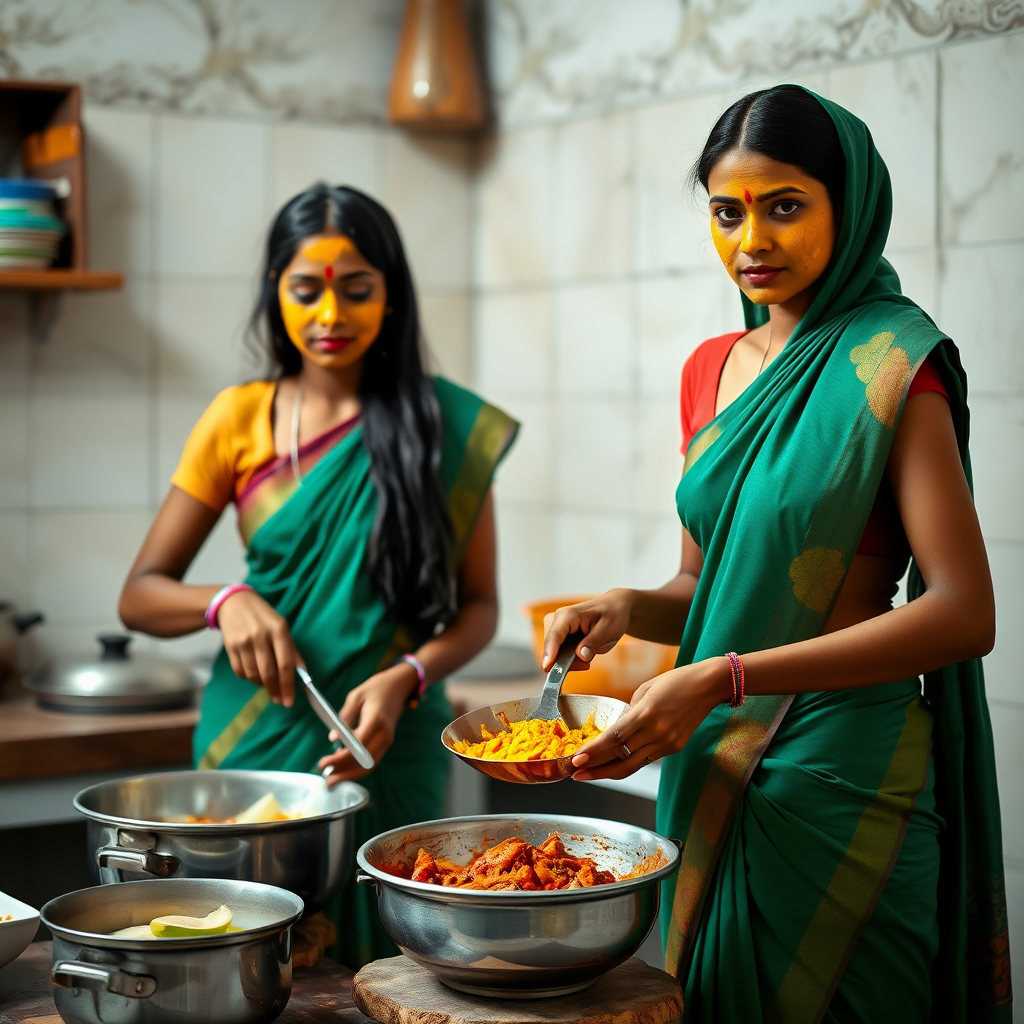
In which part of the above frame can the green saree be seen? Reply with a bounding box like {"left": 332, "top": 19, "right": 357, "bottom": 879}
{"left": 192, "top": 377, "right": 518, "bottom": 969}
{"left": 659, "top": 91, "right": 1010, "bottom": 1023}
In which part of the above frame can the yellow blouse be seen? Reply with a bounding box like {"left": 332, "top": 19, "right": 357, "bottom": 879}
{"left": 170, "top": 381, "right": 277, "bottom": 512}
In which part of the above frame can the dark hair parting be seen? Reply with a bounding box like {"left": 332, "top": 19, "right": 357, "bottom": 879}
{"left": 691, "top": 85, "right": 846, "bottom": 216}
{"left": 249, "top": 184, "right": 455, "bottom": 632}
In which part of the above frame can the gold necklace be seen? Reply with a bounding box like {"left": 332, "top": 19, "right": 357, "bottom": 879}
{"left": 757, "top": 327, "right": 774, "bottom": 377}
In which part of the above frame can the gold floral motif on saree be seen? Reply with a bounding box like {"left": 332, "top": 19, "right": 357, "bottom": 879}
{"left": 789, "top": 547, "right": 846, "bottom": 614}
{"left": 849, "top": 331, "right": 914, "bottom": 428}
{"left": 683, "top": 424, "right": 721, "bottom": 475}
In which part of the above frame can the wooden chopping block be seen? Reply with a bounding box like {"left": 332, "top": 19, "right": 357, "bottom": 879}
{"left": 352, "top": 956, "right": 683, "bottom": 1024}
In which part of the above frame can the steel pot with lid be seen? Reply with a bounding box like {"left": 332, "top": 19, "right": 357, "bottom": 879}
{"left": 24, "top": 634, "right": 199, "bottom": 713}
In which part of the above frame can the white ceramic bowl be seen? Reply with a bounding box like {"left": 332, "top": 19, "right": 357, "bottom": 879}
{"left": 0, "top": 890, "right": 40, "bottom": 968}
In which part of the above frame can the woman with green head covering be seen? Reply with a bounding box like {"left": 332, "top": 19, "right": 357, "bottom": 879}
{"left": 542, "top": 87, "right": 1010, "bottom": 1022}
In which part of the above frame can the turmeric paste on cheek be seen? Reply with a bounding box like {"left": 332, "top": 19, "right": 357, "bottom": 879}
{"left": 453, "top": 711, "right": 602, "bottom": 762}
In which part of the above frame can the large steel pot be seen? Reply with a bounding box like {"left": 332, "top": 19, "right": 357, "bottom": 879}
{"left": 357, "top": 814, "right": 681, "bottom": 999}
{"left": 75, "top": 771, "right": 368, "bottom": 912}
{"left": 42, "top": 878, "right": 303, "bottom": 1024}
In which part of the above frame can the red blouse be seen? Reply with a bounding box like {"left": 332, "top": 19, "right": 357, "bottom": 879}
{"left": 679, "top": 331, "right": 949, "bottom": 559}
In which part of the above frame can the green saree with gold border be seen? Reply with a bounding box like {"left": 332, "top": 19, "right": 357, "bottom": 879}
{"left": 658, "top": 91, "right": 1010, "bottom": 1023}
{"left": 192, "top": 377, "right": 518, "bottom": 968}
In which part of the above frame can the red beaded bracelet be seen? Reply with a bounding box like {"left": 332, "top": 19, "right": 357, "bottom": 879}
{"left": 724, "top": 652, "right": 746, "bottom": 708}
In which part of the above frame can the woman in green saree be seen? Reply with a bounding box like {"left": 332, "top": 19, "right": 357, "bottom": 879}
{"left": 119, "top": 184, "right": 517, "bottom": 968}
{"left": 543, "top": 87, "right": 1010, "bottom": 1022}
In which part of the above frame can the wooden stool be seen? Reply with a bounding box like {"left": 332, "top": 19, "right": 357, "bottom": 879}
{"left": 353, "top": 955, "right": 683, "bottom": 1024}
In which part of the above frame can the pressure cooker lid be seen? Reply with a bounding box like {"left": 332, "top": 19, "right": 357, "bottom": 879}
{"left": 33, "top": 634, "right": 197, "bottom": 697}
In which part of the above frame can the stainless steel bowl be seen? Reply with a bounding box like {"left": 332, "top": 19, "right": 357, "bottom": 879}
{"left": 42, "top": 878, "right": 303, "bottom": 1024}
{"left": 75, "top": 771, "right": 368, "bottom": 912}
{"left": 356, "top": 814, "right": 680, "bottom": 999}
{"left": 441, "top": 693, "right": 629, "bottom": 784}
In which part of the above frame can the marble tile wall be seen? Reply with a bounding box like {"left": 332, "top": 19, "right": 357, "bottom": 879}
{"left": 472, "top": 24, "right": 1024, "bottom": 996}
{"left": 0, "top": 106, "right": 474, "bottom": 665}
{"left": 0, "top": 0, "right": 404, "bottom": 124}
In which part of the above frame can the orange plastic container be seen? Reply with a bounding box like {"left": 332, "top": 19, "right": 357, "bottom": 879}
{"left": 521, "top": 596, "right": 679, "bottom": 702}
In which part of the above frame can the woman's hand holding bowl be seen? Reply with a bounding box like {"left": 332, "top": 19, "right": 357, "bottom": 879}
{"left": 569, "top": 659, "right": 732, "bottom": 781}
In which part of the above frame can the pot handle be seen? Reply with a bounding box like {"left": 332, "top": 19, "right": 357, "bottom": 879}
{"left": 669, "top": 838, "right": 683, "bottom": 852}
{"left": 53, "top": 960, "right": 157, "bottom": 999}
{"left": 96, "top": 846, "right": 180, "bottom": 877}
{"left": 356, "top": 871, "right": 380, "bottom": 893}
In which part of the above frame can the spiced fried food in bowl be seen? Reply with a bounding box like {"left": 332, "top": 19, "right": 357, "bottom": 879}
{"left": 441, "top": 693, "right": 629, "bottom": 784}
{"left": 356, "top": 813, "right": 680, "bottom": 998}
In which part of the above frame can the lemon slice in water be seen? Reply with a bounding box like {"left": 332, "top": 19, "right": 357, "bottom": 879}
{"left": 150, "top": 904, "right": 233, "bottom": 938}
{"left": 110, "top": 924, "right": 159, "bottom": 939}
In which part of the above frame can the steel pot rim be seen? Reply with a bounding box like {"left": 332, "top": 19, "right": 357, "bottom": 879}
{"left": 42, "top": 878, "right": 304, "bottom": 951}
{"left": 74, "top": 770, "right": 369, "bottom": 835}
{"left": 356, "top": 812, "right": 680, "bottom": 904}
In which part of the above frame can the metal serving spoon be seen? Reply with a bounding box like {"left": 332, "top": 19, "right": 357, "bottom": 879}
{"left": 534, "top": 632, "right": 583, "bottom": 721}
{"left": 296, "top": 666, "right": 375, "bottom": 771}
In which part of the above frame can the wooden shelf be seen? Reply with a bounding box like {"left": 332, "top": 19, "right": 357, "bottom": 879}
{"left": 0, "top": 269, "right": 123, "bottom": 290}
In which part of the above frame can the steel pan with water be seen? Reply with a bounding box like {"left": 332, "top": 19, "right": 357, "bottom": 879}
{"left": 43, "top": 877, "right": 302, "bottom": 1024}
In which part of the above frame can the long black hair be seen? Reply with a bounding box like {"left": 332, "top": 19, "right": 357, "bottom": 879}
{"left": 250, "top": 183, "right": 454, "bottom": 632}
{"left": 691, "top": 85, "right": 846, "bottom": 215}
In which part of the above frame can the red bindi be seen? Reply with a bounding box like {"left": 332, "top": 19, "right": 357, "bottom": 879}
{"left": 324, "top": 265, "right": 334, "bottom": 280}
{"left": 744, "top": 188, "right": 753, "bottom": 204}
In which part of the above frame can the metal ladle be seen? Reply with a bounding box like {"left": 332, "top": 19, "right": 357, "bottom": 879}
{"left": 441, "top": 633, "right": 629, "bottom": 785}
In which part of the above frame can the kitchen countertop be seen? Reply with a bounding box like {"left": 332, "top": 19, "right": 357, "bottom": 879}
{"left": 0, "top": 691, "right": 198, "bottom": 782}
{"left": 0, "top": 941, "right": 374, "bottom": 1023}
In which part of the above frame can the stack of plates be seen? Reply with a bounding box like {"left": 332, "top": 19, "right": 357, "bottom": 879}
{"left": 0, "top": 179, "right": 66, "bottom": 269}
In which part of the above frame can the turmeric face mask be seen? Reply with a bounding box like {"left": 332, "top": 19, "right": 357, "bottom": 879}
{"left": 707, "top": 149, "right": 836, "bottom": 307}
{"left": 277, "top": 235, "right": 387, "bottom": 369}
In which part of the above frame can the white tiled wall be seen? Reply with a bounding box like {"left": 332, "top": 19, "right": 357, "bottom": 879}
{"left": 473, "top": 29, "right": 1024, "bottom": 1005}
{"left": 0, "top": 106, "right": 474, "bottom": 666}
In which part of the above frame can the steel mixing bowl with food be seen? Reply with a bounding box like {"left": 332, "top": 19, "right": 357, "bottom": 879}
{"left": 42, "top": 878, "right": 303, "bottom": 1024}
{"left": 357, "top": 814, "right": 680, "bottom": 999}
{"left": 75, "top": 770, "right": 367, "bottom": 911}
{"left": 442, "top": 693, "right": 629, "bottom": 784}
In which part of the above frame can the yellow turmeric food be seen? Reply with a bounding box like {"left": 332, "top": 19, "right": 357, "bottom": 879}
{"left": 453, "top": 711, "right": 601, "bottom": 761}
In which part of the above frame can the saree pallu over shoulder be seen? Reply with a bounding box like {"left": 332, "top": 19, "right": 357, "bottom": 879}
{"left": 660, "top": 88, "right": 1009, "bottom": 1024}
{"left": 193, "top": 377, "right": 518, "bottom": 775}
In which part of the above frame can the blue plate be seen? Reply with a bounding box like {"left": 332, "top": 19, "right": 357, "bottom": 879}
{"left": 0, "top": 179, "right": 57, "bottom": 202}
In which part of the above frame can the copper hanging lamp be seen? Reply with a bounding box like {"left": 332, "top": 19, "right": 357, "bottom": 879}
{"left": 388, "top": 0, "right": 487, "bottom": 132}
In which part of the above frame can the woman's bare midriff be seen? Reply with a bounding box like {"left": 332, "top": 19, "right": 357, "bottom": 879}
{"left": 823, "top": 552, "right": 905, "bottom": 633}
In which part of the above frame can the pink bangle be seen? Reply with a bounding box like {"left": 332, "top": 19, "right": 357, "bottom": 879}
{"left": 725, "top": 652, "right": 745, "bottom": 708}
{"left": 206, "top": 584, "right": 254, "bottom": 629}
{"left": 397, "top": 654, "right": 428, "bottom": 708}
